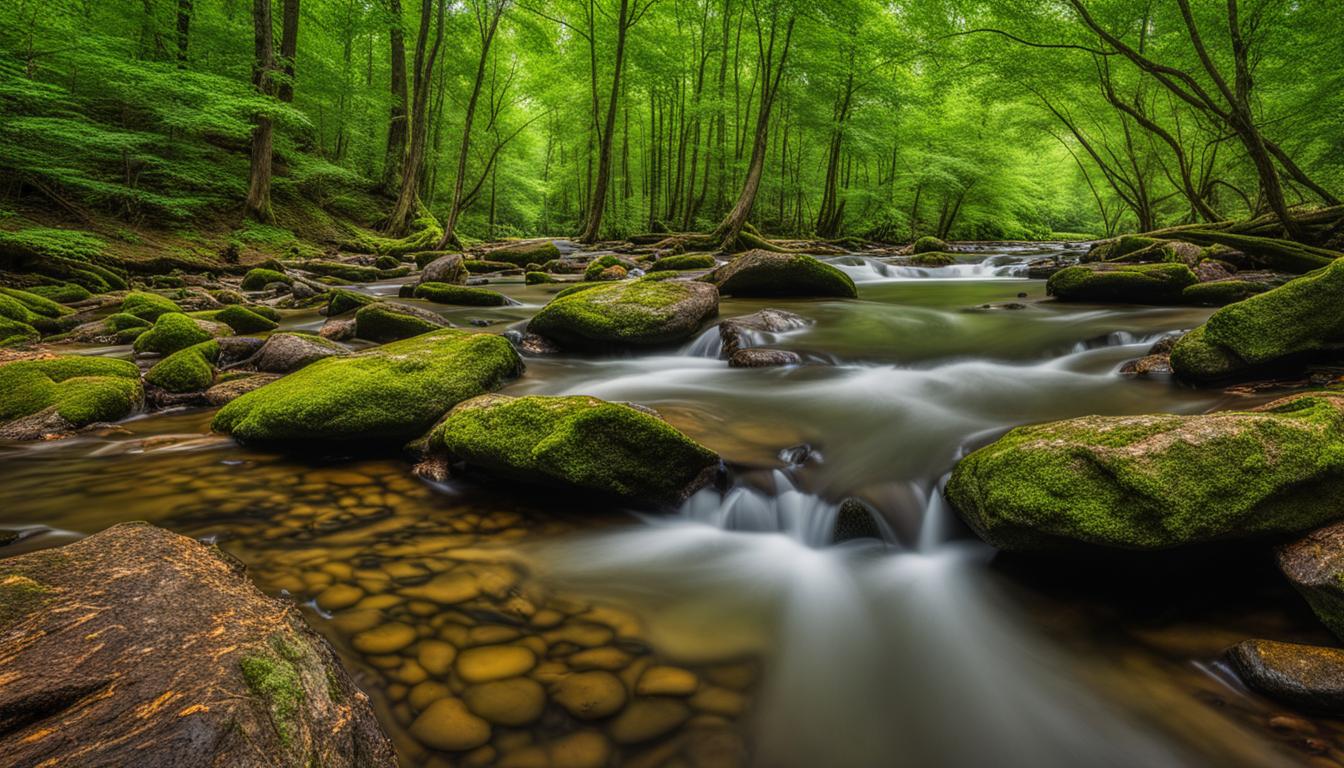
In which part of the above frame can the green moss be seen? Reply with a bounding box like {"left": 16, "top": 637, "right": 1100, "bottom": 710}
{"left": 0, "top": 227, "right": 105, "bottom": 262}
{"left": 648, "top": 253, "right": 717, "bottom": 272}
{"left": 528, "top": 279, "right": 718, "bottom": 349}
{"left": 121, "top": 291, "right": 183, "bottom": 321}
{"left": 486, "top": 240, "right": 562, "bottom": 267}
{"left": 912, "top": 236, "right": 948, "bottom": 254}
{"left": 1203, "top": 259, "right": 1344, "bottom": 365}
{"left": 525, "top": 271, "right": 554, "bottom": 284}
{"left": 0, "top": 317, "right": 39, "bottom": 347}
{"left": 945, "top": 392, "right": 1344, "bottom": 550}
{"left": 0, "top": 355, "right": 143, "bottom": 427}
{"left": 240, "top": 639, "right": 305, "bottom": 747}
{"left": 0, "top": 287, "right": 71, "bottom": 319}
{"left": 703, "top": 252, "right": 858, "bottom": 299}
{"left": 1084, "top": 235, "right": 1161, "bottom": 263}
{"left": 213, "top": 329, "right": 522, "bottom": 444}
{"left": 1046, "top": 262, "right": 1197, "bottom": 304}
{"left": 1181, "top": 280, "right": 1269, "bottom": 307}
{"left": 375, "top": 254, "right": 401, "bottom": 270}
{"left": 241, "top": 268, "right": 291, "bottom": 290}
{"left": 133, "top": 312, "right": 215, "bottom": 354}
{"left": 413, "top": 282, "right": 509, "bottom": 306}
{"left": 1170, "top": 326, "right": 1247, "bottom": 382}
{"left": 211, "top": 289, "right": 247, "bottom": 305}
{"left": 26, "top": 282, "right": 91, "bottom": 304}
{"left": 216, "top": 304, "right": 279, "bottom": 334}
{"left": 583, "top": 255, "right": 629, "bottom": 281}
{"left": 145, "top": 340, "right": 220, "bottom": 393}
{"left": 468, "top": 259, "right": 517, "bottom": 274}
{"left": 354, "top": 303, "right": 445, "bottom": 342}
{"left": 430, "top": 394, "right": 718, "bottom": 504}
{"left": 326, "top": 288, "right": 373, "bottom": 316}
{"left": 909, "top": 252, "right": 957, "bottom": 267}
{"left": 0, "top": 574, "right": 49, "bottom": 629}
{"left": 151, "top": 275, "right": 185, "bottom": 288}
{"left": 554, "top": 282, "right": 605, "bottom": 299}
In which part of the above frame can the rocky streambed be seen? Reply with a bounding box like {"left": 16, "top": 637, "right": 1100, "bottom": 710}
{"left": 4, "top": 239, "right": 1344, "bottom": 767}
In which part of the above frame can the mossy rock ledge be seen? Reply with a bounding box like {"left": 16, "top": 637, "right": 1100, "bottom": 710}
{"left": 1278, "top": 521, "right": 1344, "bottom": 642}
{"left": 0, "top": 522, "right": 395, "bottom": 767}
{"left": 944, "top": 392, "right": 1344, "bottom": 550}
{"left": 527, "top": 278, "right": 719, "bottom": 350}
{"left": 1046, "top": 262, "right": 1197, "bottom": 304}
{"left": 1172, "top": 259, "right": 1344, "bottom": 382}
{"left": 701, "top": 250, "right": 857, "bottom": 299}
{"left": 426, "top": 394, "right": 719, "bottom": 506}
{"left": 0, "top": 354, "right": 144, "bottom": 439}
{"left": 213, "top": 329, "right": 522, "bottom": 444}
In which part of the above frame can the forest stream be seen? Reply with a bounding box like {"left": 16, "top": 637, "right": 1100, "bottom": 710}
{"left": 3, "top": 242, "right": 1337, "bottom": 768}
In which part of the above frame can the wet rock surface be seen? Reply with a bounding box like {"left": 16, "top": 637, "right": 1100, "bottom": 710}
{"left": 1228, "top": 639, "right": 1344, "bottom": 715}
{"left": 0, "top": 523, "right": 395, "bottom": 768}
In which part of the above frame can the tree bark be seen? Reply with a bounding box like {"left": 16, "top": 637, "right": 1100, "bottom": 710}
{"left": 175, "top": 0, "right": 192, "bottom": 67}
{"left": 245, "top": 0, "right": 276, "bottom": 222}
{"left": 577, "top": 0, "right": 633, "bottom": 243}
{"left": 386, "top": 0, "right": 445, "bottom": 236}
{"left": 381, "top": 0, "right": 409, "bottom": 195}
{"left": 277, "top": 0, "right": 299, "bottom": 103}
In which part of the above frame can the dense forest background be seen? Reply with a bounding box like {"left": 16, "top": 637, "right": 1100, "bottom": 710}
{"left": 2, "top": 0, "right": 1342, "bottom": 250}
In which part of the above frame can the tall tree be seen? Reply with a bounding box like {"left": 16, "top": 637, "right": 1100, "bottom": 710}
{"left": 175, "top": 0, "right": 192, "bottom": 67}
{"left": 381, "top": 0, "right": 410, "bottom": 195}
{"left": 245, "top": 0, "right": 277, "bottom": 222}
{"left": 386, "top": 0, "right": 446, "bottom": 235}
{"left": 277, "top": 0, "right": 300, "bottom": 103}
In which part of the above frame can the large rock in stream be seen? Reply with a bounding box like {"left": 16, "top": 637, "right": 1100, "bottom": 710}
{"left": 0, "top": 522, "right": 396, "bottom": 767}
{"left": 0, "top": 353, "right": 144, "bottom": 439}
{"left": 527, "top": 278, "right": 719, "bottom": 350}
{"left": 944, "top": 392, "right": 1344, "bottom": 550}
{"left": 213, "top": 329, "right": 521, "bottom": 445}
{"left": 1172, "top": 259, "right": 1344, "bottom": 382}
{"left": 1278, "top": 521, "right": 1344, "bottom": 641}
{"left": 1046, "top": 262, "right": 1197, "bottom": 304}
{"left": 1227, "top": 639, "right": 1344, "bottom": 715}
{"left": 424, "top": 394, "right": 720, "bottom": 505}
{"left": 701, "top": 250, "right": 857, "bottom": 298}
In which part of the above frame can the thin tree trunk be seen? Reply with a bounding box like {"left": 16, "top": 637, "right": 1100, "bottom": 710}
{"left": 381, "top": 0, "right": 409, "bottom": 195}
{"left": 175, "top": 0, "right": 192, "bottom": 67}
{"left": 386, "top": 0, "right": 445, "bottom": 235}
{"left": 277, "top": 0, "right": 299, "bottom": 103}
{"left": 578, "top": 0, "right": 632, "bottom": 243}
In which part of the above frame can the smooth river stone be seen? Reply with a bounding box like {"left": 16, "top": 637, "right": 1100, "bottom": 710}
{"left": 455, "top": 645, "right": 537, "bottom": 684}
{"left": 316, "top": 583, "right": 364, "bottom": 611}
{"left": 352, "top": 622, "right": 417, "bottom": 655}
{"left": 408, "top": 697, "right": 491, "bottom": 752}
{"left": 551, "top": 671, "right": 627, "bottom": 720}
{"left": 607, "top": 698, "right": 692, "bottom": 745}
{"left": 462, "top": 677, "right": 547, "bottom": 726}
{"left": 549, "top": 731, "right": 613, "bottom": 768}
{"left": 416, "top": 639, "right": 457, "bottom": 676}
{"left": 690, "top": 685, "right": 746, "bottom": 717}
{"left": 408, "top": 681, "right": 451, "bottom": 711}
{"left": 399, "top": 571, "right": 481, "bottom": 604}
{"left": 635, "top": 665, "right": 700, "bottom": 696}
{"left": 567, "top": 646, "right": 633, "bottom": 671}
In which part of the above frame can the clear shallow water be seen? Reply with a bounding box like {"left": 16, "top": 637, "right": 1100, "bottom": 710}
{"left": 0, "top": 244, "right": 1337, "bottom": 767}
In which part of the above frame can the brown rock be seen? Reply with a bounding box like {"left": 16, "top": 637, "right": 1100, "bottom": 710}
{"left": 1118, "top": 355, "right": 1174, "bottom": 377}
{"left": 728, "top": 348, "right": 801, "bottom": 368}
{"left": 0, "top": 523, "right": 395, "bottom": 767}
{"left": 718, "top": 309, "right": 810, "bottom": 357}
{"left": 205, "top": 374, "right": 282, "bottom": 406}
{"left": 1278, "top": 521, "right": 1344, "bottom": 640}
{"left": 1227, "top": 639, "right": 1344, "bottom": 714}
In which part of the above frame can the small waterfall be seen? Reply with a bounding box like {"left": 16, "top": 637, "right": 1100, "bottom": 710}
{"left": 683, "top": 327, "right": 723, "bottom": 358}
{"left": 828, "top": 254, "right": 1032, "bottom": 283}
{"left": 680, "top": 470, "right": 841, "bottom": 547}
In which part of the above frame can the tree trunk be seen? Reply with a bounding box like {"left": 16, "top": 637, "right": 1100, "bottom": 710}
{"left": 245, "top": 0, "right": 275, "bottom": 222}
{"left": 577, "top": 0, "right": 632, "bottom": 243}
{"left": 381, "top": 0, "right": 409, "bottom": 196}
{"left": 175, "top": 0, "right": 192, "bottom": 67}
{"left": 437, "top": 0, "right": 507, "bottom": 249}
{"left": 277, "top": 0, "right": 299, "bottom": 103}
{"left": 711, "top": 12, "right": 795, "bottom": 251}
{"left": 386, "top": 0, "right": 445, "bottom": 236}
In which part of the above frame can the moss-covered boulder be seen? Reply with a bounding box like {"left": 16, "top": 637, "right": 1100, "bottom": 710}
{"left": 325, "top": 288, "right": 374, "bottom": 316}
{"left": 216, "top": 304, "right": 280, "bottom": 334}
{"left": 528, "top": 278, "right": 719, "bottom": 351}
{"left": 145, "top": 341, "right": 221, "bottom": 393}
{"left": 465, "top": 259, "right": 517, "bottom": 274}
{"left": 1046, "top": 262, "right": 1198, "bottom": 304}
{"left": 912, "top": 236, "right": 949, "bottom": 254}
{"left": 0, "top": 317, "right": 39, "bottom": 347}
{"left": 1083, "top": 235, "right": 1162, "bottom": 263}
{"left": 1, "top": 286, "right": 73, "bottom": 320}
{"left": 299, "top": 261, "right": 382, "bottom": 283}
{"left": 1181, "top": 280, "right": 1270, "bottom": 307}
{"left": 241, "top": 268, "right": 291, "bottom": 291}
{"left": 26, "top": 281, "right": 92, "bottom": 304}
{"left": 1169, "top": 326, "right": 1247, "bottom": 382}
{"left": 945, "top": 392, "right": 1344, "bottom": 550}
{"left": 0, "top": 523, "right": 396, "bottom": 767}
{"left": 417, "top": 253, "right": 467, "bottom": 285}
{"left": 0, "top": 292, "right": 60, "bottom": 334}
{"left": 583, "top": 255, "right": 637, "bottom": 281}
{"left": 648, "top": 253, "right": 717, "bottom": 272}
{"left": 1279, "top": 521, "right": 1344, "bottom": 641}
{"left": 413, "top": 282, "right": 509, "bottom": 306}
{"left": 525, "top": 271, "right": 554, "bottom": 284}
{"left": 106, "top": 312, "right": 153, "bottom": 343}
{"left": 354, "top": 301, "right": 451, "bottom": 342}
{"left": 701, "top": 250, "right": 857, "bottom": 299}
{"left": 213, "top": 329, "right": 521, "bottom": 445}
{"left": 133, "top": 312, "right": 223, "bottom": 355}
{"left": 0, "top": 354, "right": 143, "bottom": 438}
{"left": 426, "top": 394, "right": 719, "bottom": 505}
{"left": 909, "top": 252, "right": 957, "bottom": 267}
{"left": 486, "top": 240, "right": 562, "bottom": 267}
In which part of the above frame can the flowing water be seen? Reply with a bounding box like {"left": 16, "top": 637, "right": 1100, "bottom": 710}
{"left": 2, "top": 243, "right": 1340, "bottom": 767}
